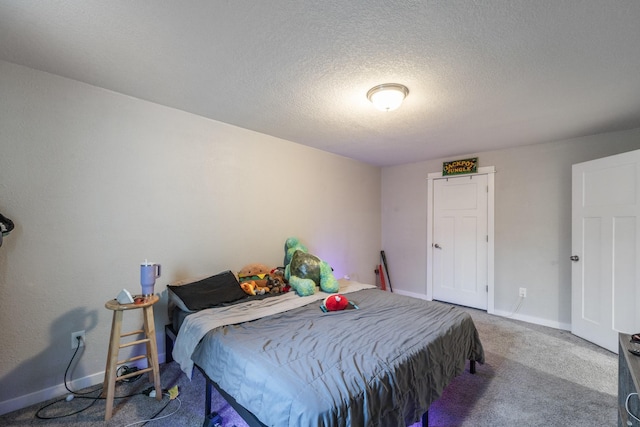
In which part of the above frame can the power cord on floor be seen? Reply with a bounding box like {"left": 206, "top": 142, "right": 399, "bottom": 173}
{"left": 36, "top": 336, "right": 101, "bottom": 419}
{"left": 117, "top": 365, "right": 143, "bottom": 382}
{"left": 123, "top": 392, "right": 182, "bottom": 427}
{"left": 34, "top": 336, "right": 149, "bottom": 420}
{"left": 626, "top": 392, "right": 640, "bottom": 423}
{"left": 505, "top": 295, "right": 524, "bottom": 317}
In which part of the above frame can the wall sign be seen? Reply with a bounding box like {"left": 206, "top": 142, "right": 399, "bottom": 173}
{"left": 442, "top": 157, "right": 478, "bottom": 176}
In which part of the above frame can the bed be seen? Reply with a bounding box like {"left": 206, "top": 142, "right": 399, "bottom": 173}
{"left": 169, "top": 275, "right": 485, "bottom": 427}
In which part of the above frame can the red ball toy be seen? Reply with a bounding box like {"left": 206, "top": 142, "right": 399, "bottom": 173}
{"left": 324, "top": 294, "right": 349, "bottom": 311}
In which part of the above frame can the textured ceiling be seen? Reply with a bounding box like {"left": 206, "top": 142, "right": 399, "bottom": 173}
{"left": 1, "top": 1, "right": 640, "bottom": 166}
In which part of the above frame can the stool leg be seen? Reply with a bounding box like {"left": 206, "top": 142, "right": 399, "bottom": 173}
{"left": 143, "top": 305, "right": 162, "bottom": 401}
{"left": 103, "top": 310, "right": 123, "bottom": 420}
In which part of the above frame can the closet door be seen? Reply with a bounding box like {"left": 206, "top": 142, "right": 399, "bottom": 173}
{"left": 432, "top": 174, "right": 488, "bottom": 310}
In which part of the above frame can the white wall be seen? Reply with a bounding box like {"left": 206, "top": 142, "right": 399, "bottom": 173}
{"left": 382, "top": 129, "right": 640, "bottom": 329}
{"left": 0, "top": 60, "right": 381, "bottom": 413}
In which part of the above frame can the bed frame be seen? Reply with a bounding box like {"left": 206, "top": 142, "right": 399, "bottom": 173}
{"left": 197, "top": 361, "right": 476, "bottom": 427}
{"left": 199, "top": 365, "right": 422, "bottom": 427}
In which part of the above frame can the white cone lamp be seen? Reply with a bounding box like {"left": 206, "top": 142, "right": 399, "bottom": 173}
{"left": 367, "top": 83, "right": 409, "bottom": 111}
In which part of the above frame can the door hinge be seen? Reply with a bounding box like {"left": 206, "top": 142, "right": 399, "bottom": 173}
{"left": 486, "top": 235, "right": 489, "bottom": 242}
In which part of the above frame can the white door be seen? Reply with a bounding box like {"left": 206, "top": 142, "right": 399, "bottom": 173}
{"left": 432, "top": 174, "right": 488, "bottom": 310}
{"left": 571, "top": 149, "right": 640, "bottom": 353}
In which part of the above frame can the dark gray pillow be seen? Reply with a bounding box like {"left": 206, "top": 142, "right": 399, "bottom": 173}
{"left": 167, "top": 270, "right": 247, "bottom": 312}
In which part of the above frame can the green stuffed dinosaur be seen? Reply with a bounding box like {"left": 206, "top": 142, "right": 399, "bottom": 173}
{"left": 283, "top": 237, "right": 339, "bottom": 296}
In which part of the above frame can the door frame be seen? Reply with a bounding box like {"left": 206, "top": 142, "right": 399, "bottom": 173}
{"left": 426, "top": 166, "right": 496, "bottom": 314}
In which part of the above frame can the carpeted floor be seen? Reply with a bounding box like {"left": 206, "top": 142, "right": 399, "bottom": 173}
{"left": 0, "top": 306, "right": 618, "bottom": 426}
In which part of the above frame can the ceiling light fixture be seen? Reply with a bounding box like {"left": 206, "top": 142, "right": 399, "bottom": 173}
{"left": 367, "top": 83, "right": 409, "bottom": 111}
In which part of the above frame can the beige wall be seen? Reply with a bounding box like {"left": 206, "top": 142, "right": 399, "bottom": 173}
{"left": 0, "top": 60, "right": 381, "bottom": 413}
{"left": 382, "top": 128, "right": 640, "bottom": 329}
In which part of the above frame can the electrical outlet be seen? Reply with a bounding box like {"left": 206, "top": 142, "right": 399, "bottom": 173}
{"left": 71, "top": 330, "right": 85, "bottom": 349}
{"left": 519, "top": 288, "right": 527, "bottom": 298}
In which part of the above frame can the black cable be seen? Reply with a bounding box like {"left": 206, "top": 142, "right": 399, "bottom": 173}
{"left": 117, "top": 365, "right": 143, "bottom": 382}
{"left": 35, "top": 394, "right": 100, "bottom": 419}
{"left": 35, "top": 336, "right": 147, "bottom": 420}
{"left": 63, "top": 337, "right": 102, "bottom": 396}
{"left": 36, "top": 338, "right": 101, "bottom": 420}
{"left": 139, "top": 394, "right": 173, "bottom": 427}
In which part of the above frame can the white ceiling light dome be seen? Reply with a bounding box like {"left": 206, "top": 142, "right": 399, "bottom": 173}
{"left": 367, "top": 83, "right": 409, "bottom": 111}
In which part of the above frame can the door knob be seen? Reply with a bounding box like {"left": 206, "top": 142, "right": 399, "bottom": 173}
{"left": 570, "top": 255, "right": 579, "bottom": 262}
{"left": 434, "top": 243, "right": 442, "bottom": 249}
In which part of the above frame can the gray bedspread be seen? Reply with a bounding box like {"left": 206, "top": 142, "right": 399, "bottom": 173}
{"left": 191, "top": 288, "right": 484, "bottom": 427}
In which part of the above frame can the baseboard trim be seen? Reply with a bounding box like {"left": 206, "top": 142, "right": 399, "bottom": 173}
{"left": 390, "top": 289, "right": 429, "bottom": 300}
{"left": 0, "top": 352, "right": 167, "bottom": 416}
{"left": 492, "top": 309, "right": 571, "bottom": 331}
{"left": 391, "top": 289, "right": 571, "bottom": 331}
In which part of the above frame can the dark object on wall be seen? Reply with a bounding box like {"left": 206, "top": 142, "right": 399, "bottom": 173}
{"left": 443, "top": 157, "right": 478, "bottom": 176}
{"left": 0, "top": 213, "right": 14, "bottom": 247}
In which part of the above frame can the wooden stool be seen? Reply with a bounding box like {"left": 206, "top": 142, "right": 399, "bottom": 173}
{"left": 102, "top": 294, "right": 162, "bottom": 420}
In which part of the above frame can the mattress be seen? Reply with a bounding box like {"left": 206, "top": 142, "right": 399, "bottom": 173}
{"left": 185, "top": 285, "right": 484, "bottom": 426}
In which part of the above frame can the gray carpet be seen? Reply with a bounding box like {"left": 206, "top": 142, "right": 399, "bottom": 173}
{"left": 0, "top": 306, "right": 618, "bottom": 426}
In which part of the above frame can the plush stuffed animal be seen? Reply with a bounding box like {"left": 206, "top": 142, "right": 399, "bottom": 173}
{"left": 266, "top": 267, "right": 290, "bottom": 294}
{"left": 240, "top": 280, "right": 269, "bottom": 296}
{"left": 324, "top": 294, "right": 349, "bottom": 311}
{"left": 283, "top": 237, "right": 339, "bottom": 296}
{"left": 237, "top": 263, "right": 272, "bottom": 288}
